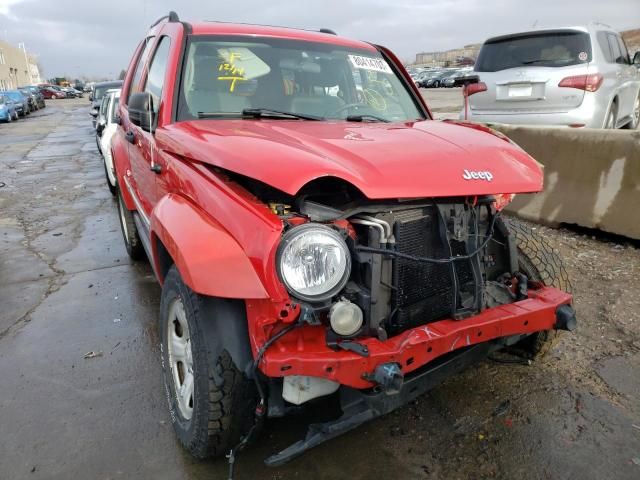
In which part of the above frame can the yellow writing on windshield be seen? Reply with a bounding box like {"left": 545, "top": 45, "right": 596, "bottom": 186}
{"left": 218, "top": 52, "right": 246, "bottom": 92}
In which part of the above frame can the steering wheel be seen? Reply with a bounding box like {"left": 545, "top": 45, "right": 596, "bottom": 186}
{"left": 330, "top": 103, "right": 372, "bottom": 116}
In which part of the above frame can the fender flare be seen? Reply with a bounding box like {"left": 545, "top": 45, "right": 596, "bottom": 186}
{"left": 151, "top": 193, "right": 269, "bottom": 299}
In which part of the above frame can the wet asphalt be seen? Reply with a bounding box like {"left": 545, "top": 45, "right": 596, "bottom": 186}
{"left": 1, "top": 99, "right": 639, "bottom": 480}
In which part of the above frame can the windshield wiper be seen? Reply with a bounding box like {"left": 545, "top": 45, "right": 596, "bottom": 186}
{"left": 521, "top": 59, "right": 550, "bottom": 65}
{"left": 345, "top": 114, "right": 390, "bottom": 123}
{"left": 242, "top": 108, "right": 321, "bottom": 121}
{"left": 197, "top": 111, "right": 243, "bottom": 119}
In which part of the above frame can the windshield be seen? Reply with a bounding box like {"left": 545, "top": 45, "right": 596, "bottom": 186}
{"left": 177, "top": 36, "right": 424, "bottom": 122}
{"left": 5, "top": 92, "right": 23, "bottom": 101}
{"left": 94, "top": 87, "right": 109, "bottom": 100}
{"left": 476, "top": 31, "right": 592, "bottom": 72}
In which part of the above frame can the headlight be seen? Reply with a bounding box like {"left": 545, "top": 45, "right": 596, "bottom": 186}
{"left": 277, "top": 224, "right": 351, "bottom": 302}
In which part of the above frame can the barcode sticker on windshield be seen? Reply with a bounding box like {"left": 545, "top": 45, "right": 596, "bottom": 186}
{"left": 348, "top": 55, "right": 393, "bottom": 74}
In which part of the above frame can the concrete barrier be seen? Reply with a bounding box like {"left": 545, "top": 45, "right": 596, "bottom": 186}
{"left": 489, "top": 125, "right": 640, "bottom": 240}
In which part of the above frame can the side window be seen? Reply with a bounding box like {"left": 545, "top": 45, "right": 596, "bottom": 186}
{"left": 126, "top": 36, "right": 155, "bottom": 103}
{"left": 607, "top": 33, "right": 624, "bottom": 64}
{"left": 110, "top": 97, "right": 120, "bottom": 122}
{"left": 144, "top": 36, "right": 171, "bottom": 115}
{"left": 616, "top": 35, "right": 631, "bottom": 65}
{"left": 100, "top": 95, "right": 109, "bottom": 117}
{"left": 597, "top": 31, "right": 613, "bottom": 63}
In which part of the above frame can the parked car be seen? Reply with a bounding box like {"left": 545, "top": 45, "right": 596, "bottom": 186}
{"left": 4, "top": 90, "right": 30, "bottom": 116}
{"left": 466, "top": 25, "right": 640, "bottom": 128}
{"left": 57, "top": 87, "right": 76, "bottom": 98}
{"left": 112, "top": 12, "right": 574, "bottom": 466}
{"left": 95, "top": 88, "right": 121, "bottom": 195}
{"left": 90, "top": 80, "right": 123, "bottom": 128}
{"left": 18, "top": 88, "right": 39, "bottom": 111}
{"left": 414, "top": 70, "right": 435, "bottom": 87}
{"left": 19, "top": 86, "right": 46, "bottom": 109}
{"left": 39, "top": 86, "right": 66, "bottom": 99}
{"left": 0, "top": 94, "right": 19, "bottom": 122}
{"left": 423, "top": 71, "right": 449, "bottom": 88}
{"left": 441, "top": 70, "right": 463, "bottom": 87}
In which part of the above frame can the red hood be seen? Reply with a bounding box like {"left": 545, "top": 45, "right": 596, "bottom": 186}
{"left": 158, "top": 119, "right": 542, "bottom": 199}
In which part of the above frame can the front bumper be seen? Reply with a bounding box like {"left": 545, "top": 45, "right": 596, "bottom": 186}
{"left": 261, "top": 285, "right": 572, "bottom": 389}
{"left": 266, "top": 341, "right": 497, "bottom": 466}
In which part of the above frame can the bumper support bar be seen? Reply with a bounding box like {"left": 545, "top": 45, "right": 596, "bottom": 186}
{"left": 265, "top": 341, "right": 496, "bottom": 466}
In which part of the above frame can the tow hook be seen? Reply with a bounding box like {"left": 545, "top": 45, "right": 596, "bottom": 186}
{"left": 369, "top": 362, "right": 404, "bottom": 395}
{"left": 555, "top": 304, "right": 577, "bottom": 331}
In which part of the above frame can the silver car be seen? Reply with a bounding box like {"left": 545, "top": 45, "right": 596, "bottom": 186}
{"left": 464, "top": 25, "right": 640, "bottom": 128}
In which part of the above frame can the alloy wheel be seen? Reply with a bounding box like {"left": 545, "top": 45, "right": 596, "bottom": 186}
{"left": 167, "top": 297, "right": 194, "bottom": 420}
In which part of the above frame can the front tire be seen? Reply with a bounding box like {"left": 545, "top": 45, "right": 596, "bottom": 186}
{"left": 160, "top": 266, "right": 258, "bottom": 458}
{"left": 509, "top": 219, "right": 572, "bottom": 358}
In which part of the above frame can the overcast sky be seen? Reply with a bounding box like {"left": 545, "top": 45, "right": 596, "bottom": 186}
{"left": 1, "top": 0, "right": 639, "bottom": 79}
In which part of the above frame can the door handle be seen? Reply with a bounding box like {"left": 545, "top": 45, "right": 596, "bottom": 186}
{"left": 125, "top": 130, "right": 135, "bottom": 144}
{"left": 150, "top": 164, "right": 162, "bottom": 174}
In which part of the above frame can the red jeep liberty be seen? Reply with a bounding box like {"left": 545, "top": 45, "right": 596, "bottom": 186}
{"left": 112, "top": 12, "right": 575, "bottom": 467}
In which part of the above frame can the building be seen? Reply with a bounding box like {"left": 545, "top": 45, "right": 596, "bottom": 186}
{"left": 0, "top": 40, "right": 42, "bottom": 90}
{"left": 414, "top": 44, "right": 481, "bottom": 67}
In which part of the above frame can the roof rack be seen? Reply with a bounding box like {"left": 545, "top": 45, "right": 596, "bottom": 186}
{"left": 319, "top": 28, "right": 337, "bottom": 35}
{"left": 150, "top": 11, "right": 179, "bottom": 28}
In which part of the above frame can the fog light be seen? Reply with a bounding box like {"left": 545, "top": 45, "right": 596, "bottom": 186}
{"left": 329, "top": 299, "right": 363, "bottom": 336}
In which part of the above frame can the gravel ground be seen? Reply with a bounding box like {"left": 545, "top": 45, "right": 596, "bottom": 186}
{"left": 0, "top": 99, "right": 639, "bottom": 479}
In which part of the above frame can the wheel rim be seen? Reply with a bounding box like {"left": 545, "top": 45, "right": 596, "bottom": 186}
{"left": 167, "top": 297, "right": 194, "bottom": 420}
{"left": 633, "top": 96, "right": 640, "bottom": 126}
{"left": 117, "top": 194, "right": 129, "bottom": 239}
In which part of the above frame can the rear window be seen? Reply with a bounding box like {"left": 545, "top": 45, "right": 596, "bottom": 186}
{"left": 476, "top": 31, "right": 592, "bottom": 72}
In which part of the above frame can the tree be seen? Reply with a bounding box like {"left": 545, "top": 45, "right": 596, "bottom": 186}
{"left": 118, "top": 69, "right": 127, "bottom": 80}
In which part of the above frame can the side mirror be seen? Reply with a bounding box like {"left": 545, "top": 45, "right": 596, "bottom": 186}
{"left": 128, "top": 92, "right": 155, "bottom": 132}
{"left": 89, "top": 109, "right": 99, "bottom": 118}
{"left": 89, "top": 95, "right": 93, "bottom": 101}
{"left": 96, "top": 122, "right": 105, "bottom": 136}
{"left": 633, "top": 51, "right": 640, "bottom": 66}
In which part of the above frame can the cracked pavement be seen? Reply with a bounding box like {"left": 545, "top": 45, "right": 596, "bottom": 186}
{"left": 0, "top": 99, "right": 639, "bottom": 479}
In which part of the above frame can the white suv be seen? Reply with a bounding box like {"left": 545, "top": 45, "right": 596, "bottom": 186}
{"left": 464, "top": 24, "right": 640, "bottom": 129}
{"left": 95, "top": 88, "right": 121, "bottom": 195}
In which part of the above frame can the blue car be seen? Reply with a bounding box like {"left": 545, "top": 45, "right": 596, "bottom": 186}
{"left": 4, "top": 90, "right": 30, "bottom": 117}
{"left": 0, "top": 94, "right": 19, "bottom": 123}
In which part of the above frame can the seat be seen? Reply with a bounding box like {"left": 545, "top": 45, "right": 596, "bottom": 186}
{"left": 290, "top": 95, "right": 344, "bottom": 118}
{"left": 289, "top": 61, "right": 346, "bottom": 118}
{"left": 186, "top": 52, "right": 249, "bottom": 115}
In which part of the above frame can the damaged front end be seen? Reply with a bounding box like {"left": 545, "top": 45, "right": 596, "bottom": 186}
{"left": 238, "top": 179, "right": 574, "bottom": 465}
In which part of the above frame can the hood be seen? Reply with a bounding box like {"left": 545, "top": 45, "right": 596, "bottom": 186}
{"left": 158, "top": 119, "right": 542, "bottom": 199}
